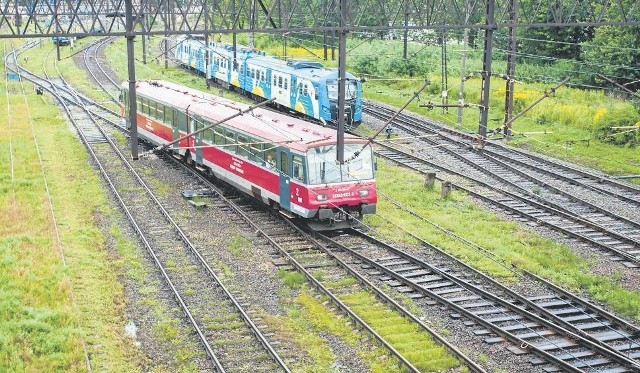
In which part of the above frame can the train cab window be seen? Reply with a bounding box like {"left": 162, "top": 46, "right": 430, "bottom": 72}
{"left": 225, "top": 130, "right": 237, "bottom": 153}
{"left": 292, "top": 155, "right": 305, "bottom": 182}
{"left": 237, "top": 135, "right": 249, "bottom": 157}
{"left": 279, "top": 151, "right": 289, "bottom": 175}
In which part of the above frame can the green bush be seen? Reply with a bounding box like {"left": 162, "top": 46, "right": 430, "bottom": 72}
{"left": 386, "top": 56, "right": 431, "bottom": 77}
{"left": 594, "top": 107, "right": 640, "bottom": 147}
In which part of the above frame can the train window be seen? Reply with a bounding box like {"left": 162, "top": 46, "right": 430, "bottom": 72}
{"left": 273, "top": 75, "right": 277, "bottom": 86}
{"left": 303, "top": 84, "right": 309, "bottom": 96}
{"left": 249, "top": 140, "right": 262, "bottom": 162}
{"left": 292, "top": 155, "right": 305, "bottom": 182}
{"left": 225, "top": 130, "right": 236, "bottom": 153}
{"left": 140, "top": 98, "right": 148, "bottom": 116}
{"left": 279, "top": 151, "right": 289, "bottom": 175}
{"left": 237, "top": 135, "right": 249, "bottom": 157}
{"left": 164, "top": 106, "right": 173, "bottom": 127}
{"left": 203, "top": 129, "right": 213, "bottom": 142}
{"left": 148, "top": 101, "right": 155, "bottom": 117}
{"left": 284, "top": 78, "right": 288, "bottom": 90}
{"left": 261, "top": 70, "right": 266, "bottom": 82}
{"left": 298, "top": 83, "right": 303, "bottom": 96}
{"left": 264, "top": 145, "right": 276, "bottom": 167}
{"left": 278, "top": 76, "right": 283, "bottom": 88}
{"left": 214, "top": 129, "right": 224, "bottom": 145}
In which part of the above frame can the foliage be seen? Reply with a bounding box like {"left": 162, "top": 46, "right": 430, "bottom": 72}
{"left": 353, "top": 55, "right": 380, "bottom": 76}
{"left": 583, "top": 26, "right": 640, "bottom": 91}
{"left": 277, "top": 269, "right": 307, "bottom": 289}
{"left": 593, "top": 107, "right": 640, "bottom": 147}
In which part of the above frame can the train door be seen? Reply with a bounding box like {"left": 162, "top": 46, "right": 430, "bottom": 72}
{"left": 272, "top": 71, "right": 289, "bottom": 106}
{"left": 289, "top": 75, "right": 297, "bottom": 109}
{"left": 193, "top": 116, "right": 203, "bottom": 164}
{"left": 277, "top": 148, "right": 291, "bottom": 211}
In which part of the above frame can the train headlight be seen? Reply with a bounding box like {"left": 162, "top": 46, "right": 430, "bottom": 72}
{"left": 316, "top": 194, "right": 328, "bottom": 201}
{"left": 358, "top": 190, "right": 369, "bottom": 197}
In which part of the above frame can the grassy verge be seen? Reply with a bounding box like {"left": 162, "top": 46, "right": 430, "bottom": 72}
{"left": 0, "top": 73, "right": 139, "bottom": 369}
{"left": 366, "top": 160, "right": 640, "bottom": 320}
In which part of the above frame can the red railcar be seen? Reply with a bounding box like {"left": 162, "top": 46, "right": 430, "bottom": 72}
{"left": 121, "top": 80, "right": 376, "bottom": 229}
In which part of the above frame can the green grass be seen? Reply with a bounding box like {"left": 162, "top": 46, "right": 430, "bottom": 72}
{"left": 0, "top": 70, "right": 140, "bottom": 370}
{"left": 226, "top": 232, "right": 251, "bottom": 258}
{"left": 259, "top": 289, "right": 406, "bottom": 372}
{"left": 277, "top": 268, "right": 307, "bottom": 289}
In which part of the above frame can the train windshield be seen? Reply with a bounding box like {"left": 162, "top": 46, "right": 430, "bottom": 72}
{"left": 307, "top": 144, "right": 374, "bottom": 185}
{"left": 326, "top": 80, "right": 358, "bottom": 101}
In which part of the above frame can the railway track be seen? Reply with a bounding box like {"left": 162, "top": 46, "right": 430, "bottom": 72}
{"left": 364, "top": 103, "right": 640, "bottom": 267}
{"left": 24, "top": 37, "right": 638, "bottom": 371}
{"left": 314, "top": 228, "right": 640, "bottom": 372}
{"left": 10, "top": 45, "right": 290, "bottom": 372}
{"left": 48, "top": 39, "right": 487, "bottom": 371}
{"left": 182, "top": 183, "right": 485, "bottom": 372}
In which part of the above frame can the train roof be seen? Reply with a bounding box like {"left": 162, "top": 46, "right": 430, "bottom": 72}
{"left": 124, "top": 80, "right": 366, "bottom": 153}
{"left": 206, "top": 42, "right": 358, "bottom": 81}
{"left": 178, "top": 38, "right": 360, "bottom": 82}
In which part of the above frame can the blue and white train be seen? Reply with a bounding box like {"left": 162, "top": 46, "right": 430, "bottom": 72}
{"left": 175, "top": 36, "right": 363, "bottom": 128}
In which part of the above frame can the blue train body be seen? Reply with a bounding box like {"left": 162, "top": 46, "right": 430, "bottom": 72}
{"left": 175, "top": 36, "right": 362, "bottom": 128}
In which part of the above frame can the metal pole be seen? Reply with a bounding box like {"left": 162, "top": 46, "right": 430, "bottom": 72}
{"left": 205, "top": 0, "right": 210, "bottom": 83}
{"left": 125, "top": 0, "right": 138, "bottom": 160}
{"left": 232, "top": 0, "right": 237, "bottom": 67}
{"left": 164, "top": 0, "right": 169, "bottom": 69}
{"left": 249, "top": 0, "right": 255, "bottom": 48}
{"left": 337, "top": 0, "right": 347, "bottom": 164}
{"left": 477, "top": 0, "right": 496, "bottom": 148}
{"left": 403, "top": 0, "right": 408, "bottom": 59}
{"left": 457, "top": 27, "right": 469, "bottom": 125}
{"left": 142, "top": 3, "right": 147, "bottom": 65}
{"left": 502, "top": 0, "right": 517, "bottom": 139}
{"left": 441, "top": 30, "right": 448, "bottom": 114}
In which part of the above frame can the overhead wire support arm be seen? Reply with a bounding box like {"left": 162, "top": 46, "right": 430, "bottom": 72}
{"left": 345, "top": 80, "right": 430, "bottom": 163}
{"left": 596, "top": 73, "right": 640, "bottom": 100}
{"left": 502, "top": 78, "right": 569, "bottom": 130}
{"left": 147, "top": 98, "right": 276, "bottom": 156}
{"left": 421, "top": 102, "right": 471, "bottom": 110}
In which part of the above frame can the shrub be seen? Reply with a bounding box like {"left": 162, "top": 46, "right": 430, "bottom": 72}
{"left": 353, "top": 55, "right": 380, "bottom": 76}
{"left": 386, "top": 57, "right": 431, "bottom": 78}
{"left": 594, "top": 107, "right": 640, "bottom": 147}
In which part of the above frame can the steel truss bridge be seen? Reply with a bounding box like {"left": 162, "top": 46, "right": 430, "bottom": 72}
{"left": 1, "top": 0, "right": 638, "bottom": 39}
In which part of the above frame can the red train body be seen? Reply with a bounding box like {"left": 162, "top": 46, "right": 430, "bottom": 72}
{"left": 121, "top": 80, "right": 377, "bottom": 229}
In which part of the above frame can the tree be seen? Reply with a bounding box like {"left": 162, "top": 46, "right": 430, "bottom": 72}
{"left": 583, "top": 26, "right": 640, "bottom": 92}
